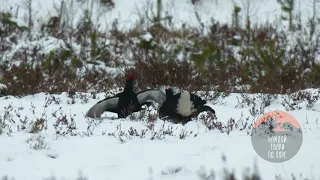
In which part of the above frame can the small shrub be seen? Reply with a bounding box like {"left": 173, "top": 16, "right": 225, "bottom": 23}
{"left": 25, "top": 135, "right": 50, "bottom": 150}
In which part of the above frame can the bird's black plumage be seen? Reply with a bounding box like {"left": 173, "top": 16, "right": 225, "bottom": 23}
{"left": 116, "top": 75, "right": 140, "bottom": 118}
{"left": 86, "top": 77, "right": 166, "bottom": 119}
{"left": 159, "top": 88, "right": 176, "bottom": 119}
{"left": 159, "top": 88, "right": 216, "bottom": 125}
{"left": 159, "top": 88, "right": 190, "bottom": 124}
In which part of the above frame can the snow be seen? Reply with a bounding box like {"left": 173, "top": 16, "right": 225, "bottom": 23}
{"left": 5, "top": 36, "right": 69, "bottom": 61}
{"left": 0, "top": 90, "right": 320, "bottom": 179}
{"left": 1, "top": 0, "right": 320, "bottom": 179}
{"left": 0, "top": 84, "right": 7, "bottom": 90}
{"left": 2, "top": 0, "right": 320, "bottom": 72}
{"left": 0, "top": 0, "right": 317, "bottom": 32}
{"left": 141, "top": 32, "right": 153, "bottom": 42}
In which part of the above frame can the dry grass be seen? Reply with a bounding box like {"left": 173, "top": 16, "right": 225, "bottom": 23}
{"left": 1, "top": 19, "right": 319, "bottom": 96}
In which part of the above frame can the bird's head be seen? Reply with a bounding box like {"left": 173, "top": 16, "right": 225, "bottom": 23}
{"left": 165, "top": 87, "right": 173, "bottom": 97}
{"left": 128, "top": 75, "right": 135, "bottom": 80}
{"left": 125, "top": 75, "right": 138, "bottom": 91}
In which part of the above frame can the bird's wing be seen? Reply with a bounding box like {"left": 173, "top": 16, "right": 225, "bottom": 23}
{"left": 190, "top": 93, "right": 207, "bottom": 106}
{"left": 86, "top": 96, "right": 119, "bottom": 118}
{"left": 137, "top": 89, "right": 166, "bottom": 105}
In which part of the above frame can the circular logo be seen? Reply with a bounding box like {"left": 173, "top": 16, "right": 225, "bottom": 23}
{"left": 251, "top": 111, "right": 303, "bottom": 163}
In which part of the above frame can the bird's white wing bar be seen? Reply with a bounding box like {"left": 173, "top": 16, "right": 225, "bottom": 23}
{"left": 86, "top": 97, "right": 119, "bottom": 118}
{"left": 137, "top": 89, "right": 166, "bottom": 105}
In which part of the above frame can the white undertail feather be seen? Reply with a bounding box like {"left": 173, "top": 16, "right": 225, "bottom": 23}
{"left": 176, "top": 91, "right": 195, "bottom": 117}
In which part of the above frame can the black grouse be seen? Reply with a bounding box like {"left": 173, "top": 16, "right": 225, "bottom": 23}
{"left": 159, "top": 88, "right": 216, "bottom": 124}
{"left": 86, "top": 75, "right": 166, "bottom": 118}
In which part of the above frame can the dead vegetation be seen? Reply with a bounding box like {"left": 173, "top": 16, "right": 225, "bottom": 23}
{"left": 0, "top": 0, "right": 320, "bottom": 178}
{"left": 1, "top": 88, "right": 319, "bottom": 140}
{"left": 0, "top": 154, "right": 315, "bottom": 180}
{"left": 0, "top": 0, "right": 319, "bottom": 146}
{"left": 0, "top": 0, "right": 320, "bottom": 96}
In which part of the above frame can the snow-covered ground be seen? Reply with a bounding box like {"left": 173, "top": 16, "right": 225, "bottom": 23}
{"left": 1, "top": 0, "right": 320, "bottom": 179}
{"left": 0, "top": 89, "right": 320, "bottom": 180}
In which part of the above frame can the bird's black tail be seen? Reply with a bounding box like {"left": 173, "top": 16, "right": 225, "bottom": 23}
{"left": 198, "top": 105, "right": 216, "bottom": 115}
